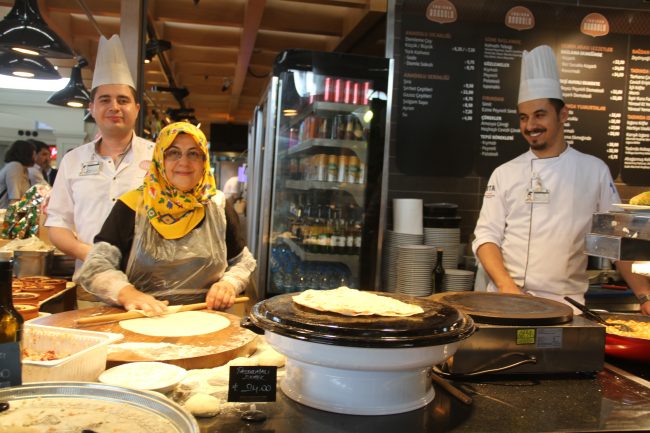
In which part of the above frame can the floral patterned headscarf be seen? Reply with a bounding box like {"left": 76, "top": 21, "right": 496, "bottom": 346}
{"left": 121, "top": 122, "right": 217, "bottom": 239}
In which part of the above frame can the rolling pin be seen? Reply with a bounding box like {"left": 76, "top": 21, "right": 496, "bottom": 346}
{"left": 75, "top": 296, "right": 249, "bottom": 325}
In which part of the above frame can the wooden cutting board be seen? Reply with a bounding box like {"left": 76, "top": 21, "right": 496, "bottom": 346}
{"left": 31, "top": 307, "right": 259, "bottom": 370}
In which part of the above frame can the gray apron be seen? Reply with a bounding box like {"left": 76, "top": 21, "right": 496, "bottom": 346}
{"left": 126, "top": 196, "right": 228, "bottom": 305}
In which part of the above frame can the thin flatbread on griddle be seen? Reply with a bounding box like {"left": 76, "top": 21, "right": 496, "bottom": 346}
{"left": 292, "top": 287, "right": 424, "bottom": 317}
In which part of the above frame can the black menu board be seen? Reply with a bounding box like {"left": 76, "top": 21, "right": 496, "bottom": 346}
{"left": 558, "top": 33, "right": 628, "bottom": 178}
{"left": 393, "top": 0, "right": 650, "bottom": 186}
{"left": 475, "top": 27, "right": 553, "bottom": 177}
{"left": 395, "top": 1, "right": 479, "bottom": 176}
{"left": 622, "top": 35, "right": 650, "bottom": 186}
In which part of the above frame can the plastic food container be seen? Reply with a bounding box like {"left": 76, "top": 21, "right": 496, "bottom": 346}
{"left": 22, "top": 324, "right": 123, "bottom": 382}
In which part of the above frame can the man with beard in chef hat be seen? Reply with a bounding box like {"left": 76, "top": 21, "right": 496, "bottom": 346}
{"left": 473, "top": 45, "right": 650, "bottom": 315}
{"left": 46, "top": 35, "right": 154, "bottom": 274}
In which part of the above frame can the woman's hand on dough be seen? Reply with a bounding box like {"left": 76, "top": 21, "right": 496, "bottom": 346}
{"left": 206, "top": 281, "right": 237, "bottom": 310}
{"left": 117, "top": 285, "right": 169, "bottom": 315}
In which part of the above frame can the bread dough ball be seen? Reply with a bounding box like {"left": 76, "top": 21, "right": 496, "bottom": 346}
{"left": 227, "top": 356, "right": 258, "bottom": 366}
{"left": 207, "top": 365, "right": 230, "bottom": 386}
{"left": 256, "top": 348, "right": 286, "bottom": 367}
{"left": 184, "top": 393, "right": 221, "bottom": 417}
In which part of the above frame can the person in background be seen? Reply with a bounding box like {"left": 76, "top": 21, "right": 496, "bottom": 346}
{"left": 45, "top": 35, "right": 154, "bottom": 272}
{"left": 76, "top": 122, "right": 256, "bottom": 313}
{"left": 222, "top": 175, "right": 241, "bottom": 200}
{"left": 0, "top": 140, "right": 35, "bottom": 208}
{"left": 473, "top": 45, "right": 650, "bottom": 315}
{"left": 27, "top": 139, "right": 51, "bottom": 186}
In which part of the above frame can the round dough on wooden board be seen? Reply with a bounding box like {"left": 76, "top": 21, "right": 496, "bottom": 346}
{"left": 119, "top": 311, "right": 230, "bottom": 337}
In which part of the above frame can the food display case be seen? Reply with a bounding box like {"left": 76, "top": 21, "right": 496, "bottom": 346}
{"left": 247, "top": 50, "right": 389, "bottom": 298}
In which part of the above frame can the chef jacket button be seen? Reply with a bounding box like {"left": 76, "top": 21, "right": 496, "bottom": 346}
{"left": 112, "top": 198, "right": 116, "bottom": 202}
{"left": 113, "top": 176, "right": 117, "bottom": 180}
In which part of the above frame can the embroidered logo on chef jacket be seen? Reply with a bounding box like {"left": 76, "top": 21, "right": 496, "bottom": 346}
{"left": 484, "top": 184, "right": 496, "bottom": 198}
{"left": 80, "top": 160, "right": 101, "bottom": 176}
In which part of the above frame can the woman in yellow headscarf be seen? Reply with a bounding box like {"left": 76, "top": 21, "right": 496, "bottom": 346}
{"left": 77, "top": 122, "right": 256, "bottom": 314}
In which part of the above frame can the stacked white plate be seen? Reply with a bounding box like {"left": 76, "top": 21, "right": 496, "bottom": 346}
{"left": 383, "top": 230, "right": 424, "bottom": 292}
{"left": 424, "top": 227, "right": 461, "bottom": 270}
{"left": 395, "top": 245, "right": 436, "bottom": 297}
{"left": 442, "top": 269, "right": 475, "bottom": 292}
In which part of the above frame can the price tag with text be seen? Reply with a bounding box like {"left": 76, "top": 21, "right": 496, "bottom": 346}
{"left": 227, "top": 366, "right": 277, "bottom": 402}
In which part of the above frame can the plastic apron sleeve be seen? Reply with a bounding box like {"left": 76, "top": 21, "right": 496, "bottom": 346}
{"left": 125, "top": 198, "right": 228, "bottom": 305}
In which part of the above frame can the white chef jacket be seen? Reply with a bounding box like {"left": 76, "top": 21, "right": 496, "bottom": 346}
{"left": 45, "top": 135, "right": 154, "bottom": 270}
{"left": 472, "top": 146, "right": 620, "bottom": 305}
{"left": 28, "top": 165, "right": 47, "bottom": 186}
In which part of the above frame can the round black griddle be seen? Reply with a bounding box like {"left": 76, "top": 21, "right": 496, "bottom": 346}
{"left": 429, "top": 292, "right": 574, "bottom": 326}
{"left": 249, "top": 292, "right": 476, "bottom": 348}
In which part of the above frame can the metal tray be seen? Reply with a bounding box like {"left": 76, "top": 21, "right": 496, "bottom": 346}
{"left": 0, "top": 381, "right": 199, "bottom": 433}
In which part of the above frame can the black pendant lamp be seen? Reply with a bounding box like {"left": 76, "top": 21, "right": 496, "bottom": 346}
{"left": 47, "top": 59, "right": 90, "bottom": 108}
{"left": 0, "top": 0, "right": 74, "bottom": 58}
{"left": 0, "top": 50, "right": 60, "bottom": 79}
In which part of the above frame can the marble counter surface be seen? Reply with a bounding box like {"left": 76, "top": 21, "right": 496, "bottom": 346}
{"left": 197, "top": 362, "right": 650, "bottom": 433}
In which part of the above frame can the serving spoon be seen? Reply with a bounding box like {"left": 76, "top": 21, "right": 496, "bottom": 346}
{"left": 563, "top": 297, "right": 633, "bottom": 332}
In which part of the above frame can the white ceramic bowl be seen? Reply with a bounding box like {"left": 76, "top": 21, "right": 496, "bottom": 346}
{"left": 99, "top": 361, "right": 187, "bottom": 393}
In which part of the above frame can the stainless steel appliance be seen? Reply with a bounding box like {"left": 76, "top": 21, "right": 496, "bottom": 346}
{"left": 245, "top": 292, "right": 475, "bottom": 415}
{"left": 585, "top": 211, "right": 650, "bottom": 261}
{"left": 247, "top": 50, "right": 390, "bottom": 299}
{"left": 433, "top": 292, "right": 606, "bottom": 375}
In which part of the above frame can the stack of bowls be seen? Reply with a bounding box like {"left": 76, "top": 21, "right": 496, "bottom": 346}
{"left": 442, "top": 269, "right": 475, "bottom": 292}
{"left": 395, "top": 245, "right": 436, "bottom": 297}
{"left": 382, "top": 230, "right": 424, "bottom": 292}
{"left": 423, "top": 203, "right": 461, "bottom": 270}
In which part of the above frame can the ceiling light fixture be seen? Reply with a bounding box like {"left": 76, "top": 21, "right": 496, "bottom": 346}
{"left": 83, "top": 109, "right": 95, "bottom": 123}
{"left": 0, "top": 0, "right": 74, "bottom": 58}
{"left": 47, "top": 58, "right": 91, "bottom": 108}
{"left": 151, "top": 85, "right": 189, "bottom": 104}
{"left": 0, "top": 50, "right": 60, "bottom": 79}
{"left": 145, "top": 38, "right": 171, "bottom": 64}
{"left": 222, "top": 77, "right": 232, "bottom": 92}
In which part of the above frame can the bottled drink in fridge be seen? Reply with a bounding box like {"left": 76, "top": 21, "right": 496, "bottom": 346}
{"left": 432, "top": 248, "right": 445, "bottom": 293}
{"left": 0, "top": 252, "right": 23, "bottom": 387}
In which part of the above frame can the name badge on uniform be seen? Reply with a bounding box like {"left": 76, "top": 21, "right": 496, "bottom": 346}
{"left": 526, "top": 189, "right": 550, "bottom": 203}
{"left": 526, "top": 172, "right": 549, "bottom": 203}
{"left": 80, "top": 160, "right": 101, "bottom": 176}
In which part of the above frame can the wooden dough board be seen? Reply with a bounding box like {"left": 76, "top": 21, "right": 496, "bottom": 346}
{"left": 32, "top": 307, "right": 259, "bottom": 370}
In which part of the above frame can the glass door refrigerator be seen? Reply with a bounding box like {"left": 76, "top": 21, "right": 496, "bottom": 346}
{"left": 248, "top": 49, "right": 389, "bottom": 299}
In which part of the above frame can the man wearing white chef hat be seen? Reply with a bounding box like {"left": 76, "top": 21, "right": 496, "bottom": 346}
{"left": 46, "top": 35, "right": 154, "bottom": 275}
{"left": 472, "top": 45, "right": 650, "bottom": 314}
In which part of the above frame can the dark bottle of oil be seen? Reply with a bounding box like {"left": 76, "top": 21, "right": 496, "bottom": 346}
{"left": 0, "top": 252, "right": 23, "bottom": 387}
{"left": 432, "top": 248, "right": 445, "bottom": 293}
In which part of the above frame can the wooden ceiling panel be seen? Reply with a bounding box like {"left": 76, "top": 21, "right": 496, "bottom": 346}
{"left": 0, "top": 0, "right": 387, "bottom": 135}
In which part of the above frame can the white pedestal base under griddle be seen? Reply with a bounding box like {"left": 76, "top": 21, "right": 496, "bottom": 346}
{"left": 266, "top": 332, "right": 458, "bottom": 415}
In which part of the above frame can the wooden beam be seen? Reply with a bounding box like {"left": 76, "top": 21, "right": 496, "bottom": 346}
{"left": 229, "top": 0, "right": 266, "bottom": 116}
{"left": 280, "top": 0, "right": 368, "bottom": 8}
{"left": 120, "top": 0, "right": 146, "bottom": 134}
{"left": 333, "top": 0, "right": 386, "bottom": 52}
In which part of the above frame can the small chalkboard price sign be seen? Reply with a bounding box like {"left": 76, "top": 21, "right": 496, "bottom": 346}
{"left": 0, "top": 342, "right": 22, "bottom": 388}
{"left": 227, "top": 366, "right": 277, "bottom": 402}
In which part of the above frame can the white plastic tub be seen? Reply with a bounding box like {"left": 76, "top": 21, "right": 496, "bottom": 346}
{"left": 22, "top": 324, "right": 123, "bottom": 382}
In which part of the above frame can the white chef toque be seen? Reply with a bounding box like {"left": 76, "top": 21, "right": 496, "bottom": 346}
{"left": 91, "top": 34, "right": 135, "bottom": 90}
{"left": 517, "top": 45, "right": 563, "bottom": 104}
